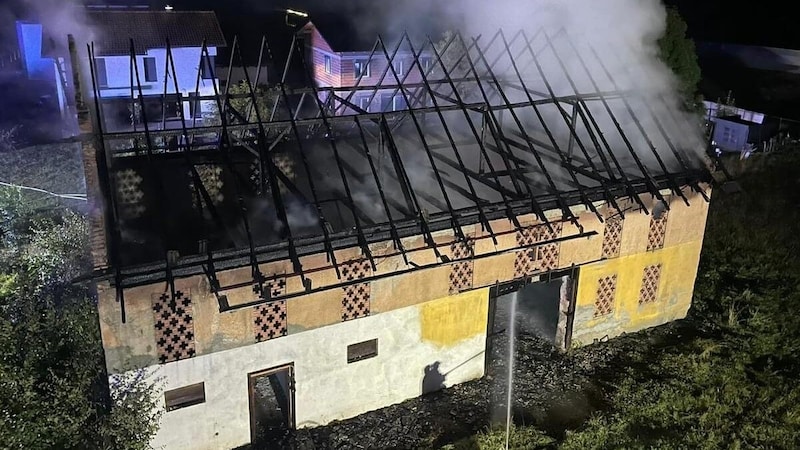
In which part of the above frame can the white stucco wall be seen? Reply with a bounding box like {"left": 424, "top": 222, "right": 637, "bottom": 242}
{"left": 127, "top": 296, "right": 487, "bottom": 450}
{"left": 97, "top": 47, "right": 218, "bottom": 98}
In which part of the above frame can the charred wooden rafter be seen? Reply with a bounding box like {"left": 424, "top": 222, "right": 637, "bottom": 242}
{"left": 78, "top": 28, "right": 710, "bottom": 315}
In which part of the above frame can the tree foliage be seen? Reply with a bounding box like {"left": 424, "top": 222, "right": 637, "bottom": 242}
{"left": 658, "top": 7, "right": 702, "bottom": 100}
{"left": 0, "top": 189, "right": 159, "bottom": 449}
{"left": 205, "top": 80, "right": 281, "bottom": 127}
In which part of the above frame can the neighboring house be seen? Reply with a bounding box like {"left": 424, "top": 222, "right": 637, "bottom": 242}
{"left": 703, "top": 100, "right": 765, "bottom": 124}
{"left": 300, "top": 18, "right": 432, "bottom": 114}
{"left": 711, "top": 114, "right": 777, "bottom": 153}
{"left": 14, "top": 21, "right": 71, "bottom": 119}
{"left": 83, "top": 9, "right": 226, "bottom": 131}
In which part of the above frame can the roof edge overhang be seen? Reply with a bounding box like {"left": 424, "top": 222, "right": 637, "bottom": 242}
{"left": 83, "top": 170, "right": 709, "bottom": 289}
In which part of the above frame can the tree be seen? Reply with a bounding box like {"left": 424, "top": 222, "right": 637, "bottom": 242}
{"left": 0, "top": 188, "right": 160, "bottom": 449}
{"left": 204, "top": 80, "right": 282, "bottom": 127}
{"left": 658, "top": 8, "right": 702, "bottom": 101}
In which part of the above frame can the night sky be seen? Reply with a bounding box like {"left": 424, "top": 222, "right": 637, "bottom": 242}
{"left": 167, "top": 0, "right": 798, "bottom": 49}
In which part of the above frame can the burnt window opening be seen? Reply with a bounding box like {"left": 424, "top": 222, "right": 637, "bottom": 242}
{"left": 143, "top": 57, "right": 157, "bottom": 82}
{"left": 347, "top": 339, "right": 378, "bottom": 363}
{"left": 164, "top": 382, "right": 205, "bottom": 411}
{"left": 200, "top": 55, "right": 215, "bottom": 80}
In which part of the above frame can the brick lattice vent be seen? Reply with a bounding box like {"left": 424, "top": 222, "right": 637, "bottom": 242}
{"left": 341, "top": 259, "right": 372, "bottom": 321}
{"left": 602, "top": 216, "right": 623, "bottom": 258}
{"left": 253, "top": 277, "right": 288, "bottom": 342}
{"left": 594, "top": 274, "right": 618, "bottom": 317}
{"left": 449, "top": 239, "right": 475, "bottom": 294}
{"left": 514, "top": 222, "right": 563, "bottom": 278}
{"left": 639, "top": 264, "right": 662, "bottom": 304}
{"left": 647, "top": 213, "right": 668, "bottom": 251}
{"left": 152, "top": 291, "right": 196, "bottom": 364}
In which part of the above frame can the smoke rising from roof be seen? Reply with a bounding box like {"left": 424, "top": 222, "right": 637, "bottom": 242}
{"left": 322, "top": 0, "right": 707, "bottom": 167}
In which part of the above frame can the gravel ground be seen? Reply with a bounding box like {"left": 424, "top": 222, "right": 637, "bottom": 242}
{"left": 243, "top": 319, "right": 704, "bottom": 450}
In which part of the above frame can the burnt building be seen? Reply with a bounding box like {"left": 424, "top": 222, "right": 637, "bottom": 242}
{"left": 74, "top": 21, "right": 712, "bottom": 450}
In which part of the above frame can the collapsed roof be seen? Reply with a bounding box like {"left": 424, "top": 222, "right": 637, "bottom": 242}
{"left": 83, "top": 27, "right": 710, "bottom": 308}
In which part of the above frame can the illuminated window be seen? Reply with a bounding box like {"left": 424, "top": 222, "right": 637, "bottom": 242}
{"left": 324, "top": 54, "right": 332, "bottom": 74}
{"left": 354, "top": 60, "right": 370, "bottom": 78}
{"left": 393, "top": 59, "right": 404, "bottom": 76}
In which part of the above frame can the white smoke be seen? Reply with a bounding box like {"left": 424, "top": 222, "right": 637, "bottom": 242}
{"left": 336, "top": 0, "right": 707, "bottom": 170}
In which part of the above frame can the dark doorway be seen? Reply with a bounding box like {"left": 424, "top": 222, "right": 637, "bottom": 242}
{"left": 484, "top": 271, "right": 577, "bottom": 425}
{"left": 486, "top": 271, "right": 577, "bottom": 371}
{"left": 248, "top": 364, "right": 295, "bottom": 446}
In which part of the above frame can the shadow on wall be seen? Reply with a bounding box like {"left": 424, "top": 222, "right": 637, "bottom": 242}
{"left": 422, "top": 362, "right": 446, "bottom": 395}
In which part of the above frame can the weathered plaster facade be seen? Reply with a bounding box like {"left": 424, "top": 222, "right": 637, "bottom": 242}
{"left": 96, "top": 185, "right": 710, "bottom": 449}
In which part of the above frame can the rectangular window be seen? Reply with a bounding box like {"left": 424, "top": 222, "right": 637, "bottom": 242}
{"left": 392, "top": 95, "right": 407, "bottom": 111}
{"left": 393, "top": 59, "right": 404, "bottom": 76}
{"left": 200, "top": 55, "right": 215, "bottom": 80}
{"left": 164, "top": 382, "right": 205, "bottom": 411}
{"left": 94, "top": 57, "right": 108, "bottom": 88}
{"left": 357, "top": 96, "right": 371, "bottom": 112}
{"left": 420, "top": 57, "right": 432, "bottom": 72}
{"left": 188, "top": 92, "right": 199, "bottom": 118}
{"left": 347, "top": 339, "right": 378, "bottom": 363}
{"left": 143, "top": 57, "right": 157, "bottom": 82}
{"left": 354, "top": 60, "right": 370, "bottom": 78}
{"left": 324, "top": 54, "right": 332, "bottom": 74}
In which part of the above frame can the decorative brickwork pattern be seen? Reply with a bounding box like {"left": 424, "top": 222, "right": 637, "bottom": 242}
{"left": 190, "top": 165, "right": 224, "bottom": 209}
{"left": 594, "top": 275, "right": 618, "bottom": 317}
{"left": 254, "top": 300, "right": 287, "bottom": 342}
{"left": 249, "top": 158, "right": 264, "bottom": 194}
{"left": 513, "top": 222, "right": 563, "bottom": 278}
{"left": 601, "top": 217, "right": 624, "bottom": 258}
{"left": 257, "top": 276, "right": 287, "bottom": 300}
{"left": 638, "top": 264, "right": 662, "bottom": 304}
{"left": 115, "top": 168, "right": 145, "bottom": 218}
{"left": 647, "top": 213, "right": 668, "bottom": 251}
{"left": 152, "top": 291, "right": 196, "bottom": 364}
{"left": 449, "top": 239, "right": 475, "bottom": 294}
{"left": 341, "top": 259, "right": 372, "bottom": 321}
{"left": 250, "top": 154, "right": 295, "bottom": 195}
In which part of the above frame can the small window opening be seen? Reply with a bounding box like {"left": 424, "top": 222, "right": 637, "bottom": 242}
{"left": 324, "top": 54, "right": 332, "bottom": 74}
{"left": 165, "top": 382, "right": 205, "bottom": 411}
{"left": 347, "top": 339, "right": 378, "bottom": 363}
{"left": 354, "top": 60, "right": 370, "bottom": 78}
{"left": 143, "top": 57, "right": 157, "bottom": 82}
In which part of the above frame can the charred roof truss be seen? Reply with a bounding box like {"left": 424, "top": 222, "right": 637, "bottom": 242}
{"left": 78, "top": 28, "right": 709, "bottom": 318}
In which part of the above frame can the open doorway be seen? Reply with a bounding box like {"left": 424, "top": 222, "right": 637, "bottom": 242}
{"left": 484, "top": 271, "right": 577, "bottom": 424}
{"left": 486, "top": 270, "right": 577, "bottom": 369}
{"left": 248, "top": 364, "right": 295, "bottom": 446}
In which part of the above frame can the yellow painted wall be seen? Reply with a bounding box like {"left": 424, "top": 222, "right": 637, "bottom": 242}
{"left": 571, "top": 240, "right": 703, "bottom": 344}
{"left": 420, "top": 288, "right": 489, "bottom": 347}
{"left": 99, "top": 186, "right": 710, "bottom": 373}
